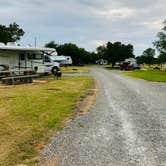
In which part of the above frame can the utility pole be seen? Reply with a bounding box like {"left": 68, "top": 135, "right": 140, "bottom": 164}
{"left": 34, "top": 37, "right": 37, "bottom": 47}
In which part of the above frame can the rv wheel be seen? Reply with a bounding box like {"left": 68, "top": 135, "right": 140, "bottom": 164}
{"left": 51, "top": 66, "right": 59, "bottom": 75}
{"left": 34, "top": 66, "right": 38, "bottom": 72}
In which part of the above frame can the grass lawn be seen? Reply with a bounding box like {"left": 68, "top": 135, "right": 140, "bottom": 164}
{"left": 0, "top": 76, "right": 93, "bottom": 166}
{"left": 61, "top": 66, "right": 89, "bottom": 73}
{"left": 124, "top": 70, "right": 166, "bottom": 82}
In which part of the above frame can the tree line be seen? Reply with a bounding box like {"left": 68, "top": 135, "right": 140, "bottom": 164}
{"left": 0, "top": 20, "right": 166, "bottom": 66}
{"left": 136, "top": 20, "right": 166, "bottom": 65}
{"left": 45, "top": 41, "right": 98, "bottom": 65}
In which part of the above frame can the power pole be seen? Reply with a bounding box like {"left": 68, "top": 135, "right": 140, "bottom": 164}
{"left": 34, "top": 37, "right": 37, "bottom": 47}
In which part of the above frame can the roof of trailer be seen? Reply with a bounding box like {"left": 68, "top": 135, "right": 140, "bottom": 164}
{"left": 0, "top": 45, "right": 56, "bottom": 52}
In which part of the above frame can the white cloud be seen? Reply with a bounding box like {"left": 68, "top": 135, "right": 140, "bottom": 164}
{"left": 95, "top": 8, "right": 136, "bottom": 19}
{"left": 0, "top": 0, "right": 165, "bottom": 55}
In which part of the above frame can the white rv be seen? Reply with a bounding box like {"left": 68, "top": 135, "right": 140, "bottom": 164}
{"left": 125, "top": 58, "right": 137, "bottom": 66}
{"left": 0, "top": 42, "right": 60, "bottom": 73}
{"left": 50, "top": 55, "right": 72, "bottom": 65}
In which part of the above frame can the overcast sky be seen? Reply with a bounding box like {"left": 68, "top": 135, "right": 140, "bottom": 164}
{"left": 0, "top": 0, "right": 165, "bottom": 55}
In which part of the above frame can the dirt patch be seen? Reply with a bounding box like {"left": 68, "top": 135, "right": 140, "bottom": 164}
{"left": 75, "top": 87, "right": 98, "bottom": 115}
{"left": 40, "top": 155, "right": 60, "bottom": 166}
{"left": 33, "top": 79, "right": 48, "bottom": 84}
{"left": 34, "top": 141, "right": 47, "bottom": 153}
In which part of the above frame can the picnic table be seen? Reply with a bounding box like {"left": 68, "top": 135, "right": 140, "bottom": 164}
{"left": 0, "top": 69, "right": 38, "bottom": 85}
{"left": 0, "top": 69, "right": 34, "bottom": 75}
{"left": 1, "top": 74, "right": 38, "bottom": 85}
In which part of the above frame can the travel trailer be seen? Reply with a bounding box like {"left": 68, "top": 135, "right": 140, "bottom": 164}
{"left": 0, "top": 42, "right": 60, "bottom": 74}
{"left": 124, "top": 58, "right": 137, "bottom": 66}
{"left": 120, "top": 58, "right": 140, "bottom": 70}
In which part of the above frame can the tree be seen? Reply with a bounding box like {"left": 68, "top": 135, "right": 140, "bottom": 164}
{"left": 0, "top": 25, "right": 12, "bottom": 44}
{"left": 45, "top": 41, "right": 58, "bottom": 49}
{"left": 142, "top": 48, "right": 155, "bottom": 65}
{"left": 136, "top": 48, "right": 155, "bottom": 65}
{"left": 96, "top": 45, "right": 106, "bottom": 59}
{"left": 136, "top": 56, "right": 145, "bottom": 64}
{"left": 143, "top": 48, "right": 155, "bottom": 57}
{"left": 158, "top": 53, "right": 166, "bottom": 64}
{"left": 96, "top": 41, "right": 134, "bottom": 67}
{"left": 154, "top": 19, "right": 166, "bottom": 63}
{"left": 0, "top": 22, "right": 25, "bottom": 44}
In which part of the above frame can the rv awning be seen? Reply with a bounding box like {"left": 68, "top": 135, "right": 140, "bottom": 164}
{"left": 0, "top": 46, "right": 55, "bottom": 52}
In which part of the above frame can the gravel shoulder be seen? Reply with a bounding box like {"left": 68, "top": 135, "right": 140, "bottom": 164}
{"left": 40, "top": 67, "right": 166, "bottom": 166}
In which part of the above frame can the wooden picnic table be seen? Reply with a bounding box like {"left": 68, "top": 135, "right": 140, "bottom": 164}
{"left": 1, "top": 74, "right": 38, "bottom": 85}
{"left": 0, "top": 69, "right": 34, "bottom": 78}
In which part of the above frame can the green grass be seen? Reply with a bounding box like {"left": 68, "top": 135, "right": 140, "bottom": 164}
{"left": 0, "top": 76, "right": 93, "bottom": 166}
{"left": 61, "top": 66, "right": 89, "bottom": 73}
{"left": 124, "top": 70, "right": 166, "bottom": 82}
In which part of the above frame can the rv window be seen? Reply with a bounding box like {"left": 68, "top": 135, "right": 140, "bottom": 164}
{"left": 28, "top": 54, "right": 34, "bottom": 59}
{"left": 20, "top": 54, "right": 25, "bottom": 60}
{"left": 35, "top": 54, "right": 42, "bottom": 59}
{"left": 28, "top": 54, "right": 42, "bottom": 60}
{"left": 44, "top": 56, "right": 51, "bottom": 63}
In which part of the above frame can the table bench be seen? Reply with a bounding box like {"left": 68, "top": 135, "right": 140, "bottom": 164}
{"left": 1, "top": 75, "right": 38, "bottom": 85}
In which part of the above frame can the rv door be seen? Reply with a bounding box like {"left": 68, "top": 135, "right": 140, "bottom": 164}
{"left": 19, "top": 53, "right": 26, "bottom": 69}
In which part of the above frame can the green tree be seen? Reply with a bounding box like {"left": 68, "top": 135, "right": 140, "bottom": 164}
{"left": 96, "top": 41, "right": 134, "bottom": 67}
{"left": 96, "top": 45, "right": 106, "bottom": 59}
{"left": 154, "top": 19, "right": 166, "bottom": 63}
{"left": 143, "top": 48, "right": 155, "bottom": 57}
{"left": 45, "top": 41, "right": 58, "bottom": 49}
{"left": 142, "top": 48, "right": 155, "bottom": 65}
{"left": 158, "top": 53, "right": 166, "bottom": 64}
{"left": 0, "top": 25, "right": 12, "bottom": 44}
{"left": 137, "top": 48, "right": 155, "bottom": 65}
{"left": 0, "top": 22, "right": 25, "bottom": 44}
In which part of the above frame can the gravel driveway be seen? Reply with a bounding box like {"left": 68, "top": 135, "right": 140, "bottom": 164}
{"left": 41, "top": 67, "right": 166, "bottom": 166}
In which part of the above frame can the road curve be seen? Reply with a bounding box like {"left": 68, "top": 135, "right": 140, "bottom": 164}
{"left": 41, "top": 67, "right": 166, "bottom": 166}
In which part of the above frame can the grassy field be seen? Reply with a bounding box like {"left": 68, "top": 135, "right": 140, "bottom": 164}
{"left": 124, "top": 70, "right": 166, "bottom": 82}
{"left": 0, "top": 76, "right": 93, "bottom": 166}
{"left": 141, "top": 64, "right": 166, "bottom": 71}
{"left": 61, "top": 66, "right": 89, "bottom": 73}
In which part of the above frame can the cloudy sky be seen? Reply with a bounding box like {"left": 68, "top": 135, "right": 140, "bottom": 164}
{"left": 0, "top": 0, "right": 165, "bottom": 55}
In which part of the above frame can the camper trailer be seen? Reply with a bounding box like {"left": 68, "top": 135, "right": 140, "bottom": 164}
{"left": 0, "top": 42, "right": 60, "bottom": 74}
{"left": 120, "top": 58, "right": 140, "bottom": 70}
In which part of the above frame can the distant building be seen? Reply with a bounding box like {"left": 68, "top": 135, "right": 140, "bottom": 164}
{"left": 96, "top": 59, "right": 108, "bottom": 65}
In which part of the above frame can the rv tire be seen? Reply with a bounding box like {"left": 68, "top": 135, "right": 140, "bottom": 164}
{"left": 51, "top": 66, "right": 59, "bottom": 75}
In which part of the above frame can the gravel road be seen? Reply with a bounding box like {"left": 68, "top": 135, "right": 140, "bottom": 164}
{"left": 41, "top": 67, "right": 166, "bottom": 166}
